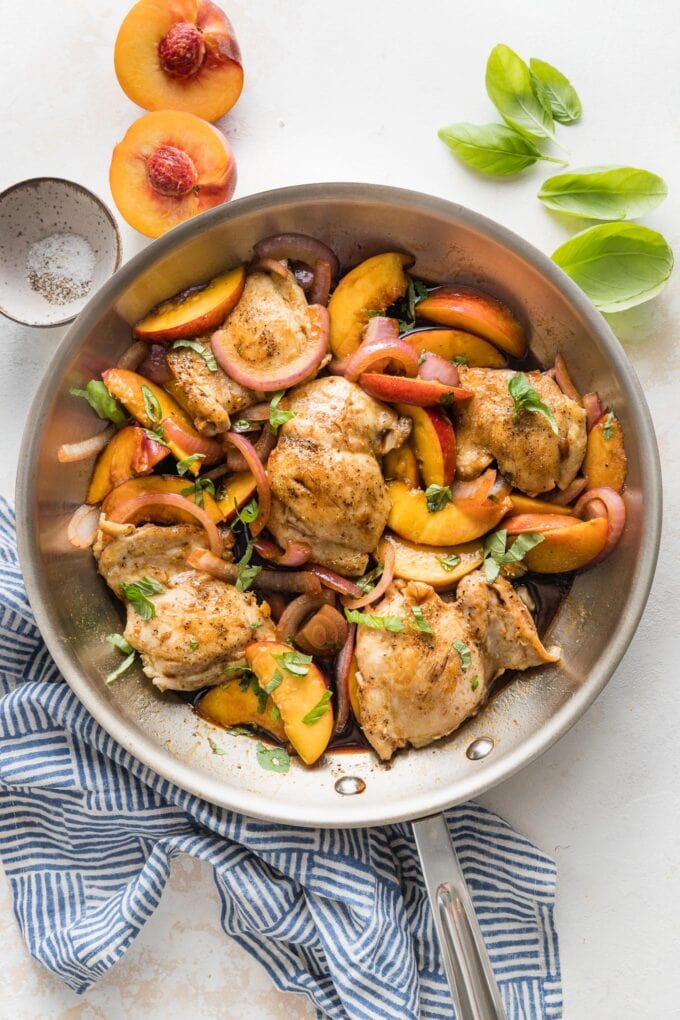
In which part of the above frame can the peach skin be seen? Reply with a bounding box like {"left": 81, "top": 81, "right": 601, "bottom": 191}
{"left": 417, "top": 286, "right": 526, "bottom": 357}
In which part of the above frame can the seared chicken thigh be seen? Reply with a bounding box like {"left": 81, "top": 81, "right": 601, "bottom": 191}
{"left": 97, "top": 524, "right": 274, "bottom": 691}
{"left": 355, "top": 570, "right": 559, "bottom": 759}
{"left": 455, "top": 367, "right": 586, "bottom": 496}
{"left": 267, "top": 376, "right": 410, "bottom": 575}
{"left": 166, "top": 346, "right": 254, "bottom": 435}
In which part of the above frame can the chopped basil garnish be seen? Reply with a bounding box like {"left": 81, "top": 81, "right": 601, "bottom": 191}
{"left": 302, "top": 690, "right": 333, "bottom": 725}
{"left": 269, "top": 390, "right": 296, "bottom": 433}
{"left": 439, "top": 392, "right": 456, "bottom": 406}
{"left": 251, "top": 676, "right": 269, "bottom": 714}
{"left": 508, "top": 373, "right": 558, "bottom": 435}
{"left": 418, "top": 349, "right": 428, "bottom": 365}
{"left": 603, "top": 410, "right": 615, "bottom": 440}
{"left": 207, "top": 737, "right": 227, "bottom": 755}
{"left": 356, "top": 563, "right": 384, "bottom": 595}
{"left": 235, "top": 544, "right": 262, "bottom": 593}
{"left": 231, "top": 497, "right": 259, "bottom": 528}
{"left": 270, "top": 705, "right": 281, "bottom": 722}
{"left": 141, "top": 384, "right": 162, "bottom": 424}
{"left": 503, "top": 531, "right": 545, "bottom": 564}
{"left": 70, "top": 380, "right": 128, "bottom": 427}
{"left": 172, "top": 339, "right": 218, "bottom": 372}
{"left": 223, "top": 661, "right": 249, "bottom": 677}
{"left": 436, "top": 553, "right": 461, "bottom": 572}
{"left": 104, "top": 633, "right": 137, "bottom": 685}
{"left": 120, "top": 576, "right": 166, "bottom": 620}
{"left": 256, "top": 742, "right": 291, "bottom": 773}
{"left": 230, "top": 725, "right": 254, "bottom": 736}
{"left": 471, "top": 676, "right": 480, "bottom": 691}
{"left": 452, "top": 355, "right": 469, "bottom": 366}
{"left": 106, "top": 633, "right": 134, "bottom": 655}
{"left": 483, "top": 529, "right": 545, "bottom": 581}
{"left": 188, "top": 638, "right": 198, "bottom": 653}
{"left": 452, "top": 639, "right": 472, "bottom": 669}
{"left": 231, "top": 419, "right": 256, "bottom": 433}
{"left": 250, "top": 619, "right": 263, "bottom": 630}
{"left": 425, "top": 484, "right": 453, "bottom": 513}
{"left": 411, "top": 605, "right": 435, "bottom": 634}
{"left": 181, "top": 477, "right": 215, "bottom": 508}
{"left": 263, "top": 668, "right": 284, "bottom": 694}
{"left": 176, "top": 453, "right": 205, "bottom": 476}
{"left": 272, "top": 650, "right": 313, "bottom": 677}
{"left": 344, "top": 609, "right": 404, "bottom": 632}
{"left": 395, "top": 277, "right": 428, "bottom": 333}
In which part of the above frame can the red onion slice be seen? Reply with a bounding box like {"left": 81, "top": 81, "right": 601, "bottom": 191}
{"left": 139, "top": 344, "right": 172, "bottom": 384}
{"left": 161, "top": 418, "right": 223, "bottom": 465}
{"left": 308, "top": 259, "right": 333, "bottom": 306}
{"left": 110, "top": 493, "right": 223, "bottom": 555}
{"left": 334, "top": 624, "right": 356, "bottom": 735}
{"left": 308, "top": 564, "right": 363, "bottom": 598}
{"left": 253, "top": 537, "right": 312, "bottom": 567}
{"left": 276, "top": 591, "right": 335, "bottom": 642}
{"left": 583, "top": 392, "right": 603, "bottom": 433}
{"left": 451, "top": 468, "right": 497, "bottom": 507}
{"left": 254, "top": 233, "right": 339, "bottom": 280}
{"left": 248, "top": 256, "right": 289, "bottom": 279}
{"left": 58, "top": 424, "right": 115, "bottom": 464}
{"left": 574, "top": 486, "right": 626, "bottom": 563}
{"left": 342, "top": 318, "right": 420, "bottom": 382}
{"left": 343, "top": 544, "right": 395, "bottom": 609}
{"left": 548, "top": 476, "right": 588, "bottom": 506}
{"left": 67, "top": 504, "right": 100, "bottom": 548}
{"left": 553, "top": 354, "right": 582, "bottom": 404}
{"left": 223, "top": 432, "right": 271, "bottom": 535}
{"left": 418, "top": 352, "right": 460, "bottom": 387}
{"left": 186, "top": 548, "right": 322, "bottom": 594}
{"left": 116, "top": 341, "right": 148, "bottom": 372}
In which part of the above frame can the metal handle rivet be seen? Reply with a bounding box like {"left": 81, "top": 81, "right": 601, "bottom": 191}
{"left": 466, "top": 737, "right": 494, "bottom": 760}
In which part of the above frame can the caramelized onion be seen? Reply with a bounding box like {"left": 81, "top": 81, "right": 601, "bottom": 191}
{"left": 308, "top": 258, "right": 333, "bottom": 306}
{"left": 343, "top": 545, "right": 395, "bottom": 610}
{"left": 254, "top": 537, "right": 312, "bottom": 566}
{"left": 223, "top": 432, "right": 271, "bottom": 535}
{"left": 266, "top": 593, "right": 287, "bottom": 622}
{"left": 418, "top": 352, "right": 460, "bottom": 387}
{"left": 248, "top": 256, "right": 288, "bottom": 279}
{"left": 574, "top": 486, "right": 626, "bottom": 563}
{"left": 296, "top": 604, "right": 348, "bottom": 657}
{"left": 240, "top": 402, "right": 271, "bottom": 421}
{"left": 276, "top": 591, "right": 334, "bottom": 642}
{"left": 334, "top": 624, "right": 356, "bottom": 735}
{"left": 583, "top": 392, "right": 603, "bottom": 433}
{"left": 67, "top": 504, "right": 100, "bottom": 548}
{"left": 254, "top": 233, "right": 339, "bottom": 281}
{"left": 549, "top": 476, "right": 587, "bottom": 506}
{"left": 187, "top": 548, "right": 322, "bottom": 594}
{"left": 111, "top": 493, "right": 222, "bottom": 555}
{"left": 451, "top": 468, "right": 497, "bottom": 507}
{"left": 139, "top": 344, "right": 172, "bottom": 384}
{"left": 58, "top": 424, "right": 115, "bottom": 464}
{"left": 161, "top": 418, "right": 223, "bottom": 465}
{"left": 342, "top": 318, "right": 420, "bottom": 382}
{"left": 116, "top": 341, "right": 148, "bottom": 371}
{"left": 553, "top": 354, "right": 582, "bottom": 404}
{"left": 308, "top": 564, "right": 363, "bottom": 597}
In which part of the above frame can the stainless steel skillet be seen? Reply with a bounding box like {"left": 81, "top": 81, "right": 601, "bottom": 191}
{"left": 16, "top": 184, "right": 661, "bottom": 1018}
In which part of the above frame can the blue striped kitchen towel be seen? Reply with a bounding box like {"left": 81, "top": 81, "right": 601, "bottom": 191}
{"left": 0, "top": 499, "right": 561, "bottom": 1019}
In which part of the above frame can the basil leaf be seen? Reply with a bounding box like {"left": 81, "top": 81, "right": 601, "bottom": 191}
{"left": 120, "top": 576, "right": 166, "bottom": 620}
{"left": 452, "top": 640, "right": 472, "bottom": 669}
{"left": 142, "top": 425, "right": 168, "bottom": 447}
{"left": 483, "top": 529, "right": 507, "bottom": 582}
{"left": 263, "top": 668, "right": 283, "bottom": 694}
{"left": 251, "top": 676, "right": 268, "bottom": 714}
{"left": 393, "top": 277, "right": 428, "bottom": 332}
{"left": 471, "top": 676, "right": 480, "bottom": 692}
{"left": 425, "top": 484, "right": 453, "bottom": 513}
{"left": 411, "top": 605, "right": 434, "bottom": 634}
{"left": 172, "top": 339, "right": 218, "bottom": 372}
{"left": 269, "top": 390, "right": 296, "bottom": 433}
{"left": 207, "top": 737, "right": 227, "bottom": 756}
{"left": 223, "top": 661, "right": 249, "bottom": 677}
{"left": 302, "top": 690, "right": 333, "bottom": 726}
{"left": 231, "top": 419, "right": 256, "bottom": 433}
{"left": 256, "top": 742, "right": 291, "bottom": 773}
{"left": 505, "top": 531, "right": 545, "bottom": 563}
{"left": 176, "top": 453, "right": 205, "bottom": 476}
{"left": 141, "top": 384, "right": 162, "bottom": 425}
{"left": 552, "top": 223, "right": 674, "bottom": 312}
{"left": 603, "top": 410, "right": 615, "bottom": 440}
{"left": 270, "top": 705, "right": 281, "bottom": 723}
{"left": 486, "top": 44, "right": 556, "bottom": 141}
{"left": 70, "top": 380, "right": 128, "bottom": 427}
{"left": 538, "top": 166, "right": 668, "bottom": 221}
{"left": 188, "top": 638, "right": 198, "bottom": 653}
{"left": 438, "top": 123, "right": 560, "bottom": 176}
{"left": 436, "top": 553, "right": 461, "bottom": 572}
{"left": 106, "top": 633, "right": 134, "bottom": 655}
{"left": 529, "top": 57, "right": 582, "bottom": 125}
{"left": 181, "top": 477, "right": 215, "bottom": 509}
{"left": 105, "top": 651, "right": 136, "bottom": 685}
{"left": 272, "top": 650, "right": 313, "bottom": 677}
{"left": 356, "top": 563, "right": 384, "bottom": 594}
{"left": 508, "top": 373, "right": 558, "bottom": 435}
{"left": 235, "top": 544, "right": 262, "bottom": 593}
{"left": 344, "top": 609, "right": 404, "bottom": 633}
{"left": 231, "top": 497, "right": 259, "bottom": 528}
{"left": 230, "top": 725, "right": 254, "bottom": 736}
{"left": 452, "top": 355, "right": 469, "bottom": 366}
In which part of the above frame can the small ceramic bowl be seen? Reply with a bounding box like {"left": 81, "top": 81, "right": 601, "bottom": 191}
{"left": 0, "top": 177, "right": 122, "bottom": 328}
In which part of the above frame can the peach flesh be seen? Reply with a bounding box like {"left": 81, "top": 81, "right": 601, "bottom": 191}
{"left": 145, "top": 145, "right": 198, "bottom": 197}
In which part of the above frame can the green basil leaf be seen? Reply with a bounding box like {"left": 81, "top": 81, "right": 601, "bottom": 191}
{"left": 471, "top": 675, "right": 480, "bottom": 691}
{"left": 529, "top": 57, "right": 582, "bottom": 125}
{"left": 263, "top": 668, "right": 284, "bottom": 694}
{"left": 172, "top": 339, "right": 218, "bottom": 372}
{"left": 356, "top": 563, "right": 384, "bottom": 594}
{"left": 176, "top": 453, "right": 205, "bottom": 476}
{"left": 181, "top": 477, "right": 215, "bottom": 509}
{"left": 272, "top": 650, "right": 313, "bottom": 677}
{"left": 438, "top": 123, "right": 559, "bottom": 176}
{"left": 230, "top": 497, "right": 259, "bottom": 528}
{"left": 425, "top": 484, "right": 453, "bottom": 513}
{"left": 120, "top": 576, "right": 166, "bottom": 620}
{"left": 269, "top": 390, "right": 296, "bottom": 433}
{"left": 270, "top": 705, "right": 281, "bottom": 722}
{"left": 235, "top": 543, "right": 262, "bottom": 593}
{"left": 483, "top": 529, "right": 507, "bottom": 582}
{"left": 505, "top": 531, "right": 545, "bottom": 563}
{"left": 552, "top": 223, "right": 674, "bottom": 312}
{"left": 302, "top": 690, "right": 333, "bottom": 726}
{"left": 231, "top": 419, "right": 257, "bottom": 433}
{"left": 486, "top": 44, "right": 555, "bottom": 141}
{"left": 141, "top": 384, "right": 162, "bottom": 425}
{"left": 188, "top": 638, "right": 199, "bottom": 653}
{"left": 223, "top": 661, "right": 249, "bottom": 677}
{"left": 436, "top": 553, "right": 461, "bottom": 572}
{"left": 344, "top": 609, "right": 404, "bottom": 633}
{"left": 411, "top": 605, "right": 434, "bottom": 634}
{"left": 70, "top": 380, "right": 128, "bottom": 427}
{"left": 256, "top": 742, "right": 291, "bottom": 773}
{"left": 452, "top": 640, "right": 472, "bottom": 669}
{"left": 538, "top": 166, "right": 668, "bottom": 221}
{"left": 207, "top": 737, "right": 227, "bottom": 756}
{"left": 603, "top": 410, "right": 615, "bottom": 440}
{"left": 105, "top": 651, "right": 136, "bottom": 685}
{"left": 106, "top": 633, "right": 135, "bottom": 655}
{"left": 251, "top": 676, "right": 268, "bottom": 714}
{"left": 508, "top": 373, "right": 558, "bottom": 435}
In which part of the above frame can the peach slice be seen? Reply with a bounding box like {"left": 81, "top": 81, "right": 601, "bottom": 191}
{"left": 110, "top": 110, "right": 237, "bottom": 238}
{"left": 328, "top": 252, "right": 413, "bottom": 360}
{"left": 199, "top": 680, "right": 286, "bottom": 742}
{"left": 508, "top": 494, "right": 573, "bottom": 517}
{"left": 246, "top": 641, "right": 333, "bottom": 765}
{"left": 133, "top": 266, "right": 245, "bottom": 342}
{"left": 217, "top": 471, "right": 257, "bottom": 520}
{"left": 102, "top": 474, "right": 223, "bottom": 523}
{"left": 520, "top": 518, "right": 609, "bottom": 573}
{"left": 584, "top": 414, "right": 627, "bottom": 493}
{"left": 359, "top": 373, "right": 472, "bottom": 408}
{"left": 102, "top": 368, "right": 217, "bottom": 473}
{"left": 405, "top": 328, "right": 507, "bottom": 368}
{"left": 416, "top": 287, "right": 527, "bottom": 358}
{"left": 382, "top": 442, "right": 420, "bottom": 488}
{"left": 387, "top": 480, "right": 510, "bottom": 546}
{"left": 505, "top": 513, "right": 581, "bottom": 534}
{"left": 377, "top": 532, "right": 483, "bottom": 589}
{"left": 348, "top": 654, "right": 361, "bottom": 723}
{"left": 114, "top": 0, "right": 243, "bottom": 122}
{"left": 86, "top": 426, "right": 168, "bottom": 504}
{"left": 396, "top": 403, "right": 455, "bottom": 486}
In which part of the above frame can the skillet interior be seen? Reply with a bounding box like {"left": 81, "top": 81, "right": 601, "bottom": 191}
{"left": 15, "top": 184, "right": 661, "bottom": 827}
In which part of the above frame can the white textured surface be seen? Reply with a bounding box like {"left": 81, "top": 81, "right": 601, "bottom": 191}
{"left": 1, "top": 1, "right": 678, "bottom": 1017}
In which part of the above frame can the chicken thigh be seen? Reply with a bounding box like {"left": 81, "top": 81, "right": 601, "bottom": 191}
{"left": 355, "top": 570, "right": 559, "bottom": 759}
{"left": 455, "top": 366, "right": 586, "bottom": 496}
{"left": 166, "top": 346, "right": 254, "bottom": 435}
{"left": 97, "top": 524, "right": 274, "bottom": 691}
{"left": 266, "top": 376, "right": 410, "bottom": 575}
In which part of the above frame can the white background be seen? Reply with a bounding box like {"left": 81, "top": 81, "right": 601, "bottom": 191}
{"left": 1, "top": 1, "right": 679, "bottom": 1017}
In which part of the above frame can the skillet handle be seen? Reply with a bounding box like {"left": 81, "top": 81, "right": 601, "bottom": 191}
{"left": 412, "top": 812, "right": 506, "bottom": 1020}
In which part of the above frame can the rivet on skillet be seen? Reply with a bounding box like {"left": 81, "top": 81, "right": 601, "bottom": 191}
{"left": 466, "top": 737, "right": 494, "bottom": 761}
{"left": 334, "top": 776, "right": 366, "bottom": 796}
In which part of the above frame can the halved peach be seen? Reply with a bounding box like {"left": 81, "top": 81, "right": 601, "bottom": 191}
{"left": 246, "top": 641, "right": 333, "bottom": 765}
{"left": 508, "top": 494, "right": 573, "bottom": 517}
{"left": 584, "top": 414, "right": 627, "bottom": 493}
{"left": 114, "top": 0, "right": 243, "bottom": 122}
{"left": 133, "top": 266, "right": 245, "bottom": 342}
{"left": 110, "top": 110, "right": 236, "bottom": 238}
{"left": 396, "top": 404, "right": 455, "bottom": 486}
{"left": 86, "top": 426, "right": 168, "bottom": 504}
{"left": 520, "top": 518, "right": 609, "bottom": 573}
{"left": 102, "top": 474, "right": 223, "bottom": 523}
{"left": 359, "top": 373, "right": 472, "bottom": 408}
{"left": 416, "top": 287, "right": 526, "bottom": 358}
{"left": 382, "top": 442, "right": 420, "bottom": 488}
{"left": 348, "top": 654, "right": 361, "bottom": 723}
{"left": 377, "top": 531, "right": 483, "bottom": 588}
{"left": 405, "top": 328, "right": 507, "bottom": 368}
{"left": 387, "top": 480, "right": 510, "bottom": 546}
{"left": 217, "top": 471, "right": 257, "bottom": 520}
{"left": 505, "top": 513, "right": 581, "bottom": 534}
{"left": 102, "top": 368, "right": 219, "bottom": 472}
{"left": 199, "top": 680, "right": 286, "bottom": 742}
{"left": 328, "top": 252, "right": 413, "bottom": 360}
